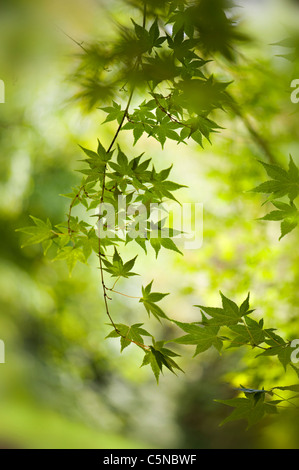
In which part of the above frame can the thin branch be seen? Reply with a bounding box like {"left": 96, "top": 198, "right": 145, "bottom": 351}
{"left": 226, "top": 92, "right": 278, "bottom": 165}
{"left": 96, "top": 5, "right": 149, "bottom": 350}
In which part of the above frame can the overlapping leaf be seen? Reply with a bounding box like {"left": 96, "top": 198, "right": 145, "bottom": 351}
{"left": 171, "top": 320, "right": 223, "bottom": 356}
{"left": 106, "top": 323, "right": 152, "bottom": 351}
{"left": 216, "top": 392, "right": 278, "bottom": 428}
{"left": 102, "top": 247, "right": 138, "bottom": 278}
{"left": 195, "top": 292, "right": 253, "bottom": 327}
{"left": 252, "top": 157, "right": 299, "bottom": 202}
{"left": 16, "top": 216, "right": 53, "bottom": 248}
{"left": 141, "top": 341, "right": 183, "bottom": 384}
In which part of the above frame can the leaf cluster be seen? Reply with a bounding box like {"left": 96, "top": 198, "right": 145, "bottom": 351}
{"left": 252, "top": 156, "right": 299, "bottom": 238}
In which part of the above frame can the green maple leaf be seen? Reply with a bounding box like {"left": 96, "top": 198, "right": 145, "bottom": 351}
{"left": 216, "top": 393, "right": 277, "bottom": 428}
{"left": 148, "top": 229, "right": 183, "bottom": 258}
{"left": 227, "top": 316, "right": 265, "bottom": 349}
{"left": 140, "top": 280, "right": 170, "bottom": 322}
{"left": 100, "top": 101, "right": 125, "bottom": 124}
{"left": 54, "top": 246, "right": 86, "bottom": 275}
{"left": 256, "top": 343, "right": 293, "bottom": 371}
{"left": 151, "top": 117, "right": 181, "bottom": 148}
{"left": 102, "top": 248, "right": 138, "bottom": 278}
{"left": 108, "top": 145, "right": 130, "bottom": 176}
{"left": 148, "top": 165, "right": 187, "bottom": 203}
{"left": 254, "top": 330, "right": 293, "bottom": 370}
{"left": 252, "top": 156, "right": 299, "bottom": 202}
{"left": 260, "top": 200, "right": 299, "bottom": 240}
{"left": 78, "top": 141, "right": 113, "bottom": 182}
{"left": 106, "top": 323, "right": 152, "bottom": 351}
{"left": 171, "top": 320, "right": 223, "bottom": 356}
{"left": 167, "top": 8, "right": 195, "bottom": 38}
{"left": 141, "top": 341, "right": 183, "bottom": 383}
{"left": 195, "top": 292, "right": 253, "bottom": 327}
{"left": 129, "top": 154, "right": 151, "bottom": 176}
{"left": 16, "top": 216, "right": 53, "bottom": 248}
{"left": 77, "top": 228, "right": 101, "bottom": 259}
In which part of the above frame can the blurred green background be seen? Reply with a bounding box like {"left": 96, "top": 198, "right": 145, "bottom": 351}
{"left": 1, "top": 0, "right": 299, "bottom": 449}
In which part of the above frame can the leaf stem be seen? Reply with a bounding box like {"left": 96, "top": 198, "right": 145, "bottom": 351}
{"left": 107, "top": 288, "right": 141, "bottom": 299}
